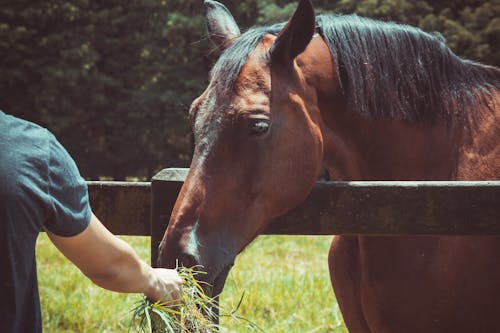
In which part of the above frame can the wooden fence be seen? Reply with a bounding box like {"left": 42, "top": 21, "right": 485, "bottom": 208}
{"left": 87, "top": 168, "right": 500, "bottom": 265}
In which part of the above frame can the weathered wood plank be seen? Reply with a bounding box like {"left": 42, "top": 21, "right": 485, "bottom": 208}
{"left": 88, "top": 181, "right": 150, "bottom": 236}
{"left": 88, "top": 169, "right": 500, "bottom": 241}
{"left": 268, "top": 181, "right": 500, "bottom": 235}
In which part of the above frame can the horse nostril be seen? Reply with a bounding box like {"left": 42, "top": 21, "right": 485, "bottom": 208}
{"left": 179, "top": 252, "right": 198, "bottom": 269}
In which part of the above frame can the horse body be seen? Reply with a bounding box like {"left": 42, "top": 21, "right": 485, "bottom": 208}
{"left": 159, "top": 1, "right": 500, "bottom": 331}
{"left": 299, "top": 29, "right": 500, "bottom": 333}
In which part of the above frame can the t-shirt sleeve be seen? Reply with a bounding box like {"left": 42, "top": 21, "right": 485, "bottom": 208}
{"left": 43, "top": 133, "right": 91, "bottom": 236}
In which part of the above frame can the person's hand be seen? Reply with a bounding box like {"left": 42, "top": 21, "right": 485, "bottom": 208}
{"left": 146, "top": 268, "right": 183, "bottom": 303}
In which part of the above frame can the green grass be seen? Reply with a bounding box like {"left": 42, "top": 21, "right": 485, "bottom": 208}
{"left": 36, "top": 234, "right": 347, "bottom": 332}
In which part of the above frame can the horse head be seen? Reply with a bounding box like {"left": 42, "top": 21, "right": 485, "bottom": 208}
{"left": 158, "top": 0, "right": 327, "bottom": 296}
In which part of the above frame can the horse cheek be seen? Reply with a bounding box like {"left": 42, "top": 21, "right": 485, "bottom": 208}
{"left": 267, "top": 117, "right": 322, "bottom": 217}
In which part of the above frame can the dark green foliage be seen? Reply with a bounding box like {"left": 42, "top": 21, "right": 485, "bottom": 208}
{"left": 1, "top": 0, "right": 498, "bottom": 179}
{"left": 0, "top": 0, "right": 198, "bottom": 179}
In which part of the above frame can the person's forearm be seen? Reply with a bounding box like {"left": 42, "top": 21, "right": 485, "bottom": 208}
{"left": 47, "top": 213, "right": 167, "bottom": 299}
{"left": 84, "top": 237, "right": 159, "bottom": 296}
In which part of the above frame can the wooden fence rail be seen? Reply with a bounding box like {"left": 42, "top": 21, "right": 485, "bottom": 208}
{"left": 87, "top": 168, "right": 500, "bottom": 265}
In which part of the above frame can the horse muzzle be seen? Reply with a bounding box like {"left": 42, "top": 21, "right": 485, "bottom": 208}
{"left": 158, "top": 229, "right": 236, "bottom": 297}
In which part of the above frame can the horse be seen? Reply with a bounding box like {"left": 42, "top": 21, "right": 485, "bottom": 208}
{"left": 158, "top": 0, "right": 500, "bottom": 331}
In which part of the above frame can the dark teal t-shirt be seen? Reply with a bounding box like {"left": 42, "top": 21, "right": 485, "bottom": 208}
{"left": 0, "top": 111, "right": 91, "bottom": 332}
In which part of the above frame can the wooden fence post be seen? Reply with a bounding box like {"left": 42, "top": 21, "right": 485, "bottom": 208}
{"left": 150, "top": 168, "right": 189, "bottom": 266}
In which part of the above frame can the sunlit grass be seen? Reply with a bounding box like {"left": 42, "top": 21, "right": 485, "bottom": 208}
{"left": 222, "top": 236, "right": 346, "bottom": 333}
{"left": 36, "top": 234, "right": 147, "bottom": 332}
{"left": 36, "top": 234, "right": 347, "bottom": 332}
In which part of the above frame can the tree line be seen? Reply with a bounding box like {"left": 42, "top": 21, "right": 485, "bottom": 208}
{"left": 1, "top": 0, "right": 498, "bottom": 179}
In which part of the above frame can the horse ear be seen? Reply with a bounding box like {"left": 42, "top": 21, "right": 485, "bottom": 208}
{"left": 270, "top": 0, "right": 315, "bottom": 66}
{"left": 204, "top": 0, "right": 241, "bottom": 50}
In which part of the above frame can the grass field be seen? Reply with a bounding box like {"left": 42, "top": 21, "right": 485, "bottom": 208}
{"left": 36, "top": 234, "right": 347, "bottom": 332}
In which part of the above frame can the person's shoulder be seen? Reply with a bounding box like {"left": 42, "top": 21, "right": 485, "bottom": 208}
{"left": 0, "top": 112, "right": 52, "bottom": 168}
{"left": 0, "top": 111, "right": 51, "bottom": 149}
{"left": 0, "top": 111, "right": 78, "bottom": 177}
{"left": 0, "top": 111, "right": 52, "bottom": 207}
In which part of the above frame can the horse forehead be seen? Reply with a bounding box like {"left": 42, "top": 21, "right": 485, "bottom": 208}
{"left": 233, "top": 40, "right": 272, "bottom": 101}
{"left": 195, "top": 35, "right": 274, "bottom": 134}
{"left": 233, "top": 68, "right": 270, "bottom": 112}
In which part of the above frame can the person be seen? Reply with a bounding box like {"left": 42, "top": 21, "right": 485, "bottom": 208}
{"left": 0, "top": 110, "right": 183, "bottom": 332}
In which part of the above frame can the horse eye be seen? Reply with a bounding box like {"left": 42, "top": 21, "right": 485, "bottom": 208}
{"left": 249, "top": 120, "right": 270, "bottom": 136}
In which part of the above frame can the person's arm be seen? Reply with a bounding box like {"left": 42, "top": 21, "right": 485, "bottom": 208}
{"left": 46, "top": 212, "right": 182, "bottom": 303}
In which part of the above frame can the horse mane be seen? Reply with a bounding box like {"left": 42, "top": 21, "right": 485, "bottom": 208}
{"left": 210, "top": 14, "right": 499, "bottom": 123}
{"left": 316, "top": 14, "right": 499, "bottom": 123}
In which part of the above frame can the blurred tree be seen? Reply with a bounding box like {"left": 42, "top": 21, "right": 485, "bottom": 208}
{"left": 0, "top": 0, "right": 497, "bottom": 179}
{"left": 418, "top": 1, "right": 500, "bottom": 64}
{"left": 0, "top": 0, "right": 195, "bottom": 179}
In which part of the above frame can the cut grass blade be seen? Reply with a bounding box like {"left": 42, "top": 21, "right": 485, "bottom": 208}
{"left": 130, "top": 266, "right": 263, "bottom": 333}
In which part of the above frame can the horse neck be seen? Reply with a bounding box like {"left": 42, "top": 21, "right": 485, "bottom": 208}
{"left": 299, "top": 37, "right": 499, "bottom": 181}
{"left": 316, "top": 90, "right": 500, "bottom": 181}
{"left": 299, "top": 47, "right": 458, "bottom": 180}
{"left": 317, "top": 100, "right": 463, "bottom": 181}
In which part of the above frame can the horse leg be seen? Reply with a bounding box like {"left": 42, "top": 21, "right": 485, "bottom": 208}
{"left": 329, "top": 236, "right": 371, "bottom": 333}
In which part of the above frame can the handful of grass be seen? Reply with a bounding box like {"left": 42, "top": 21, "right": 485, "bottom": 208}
{"left": 130, "top": 266, "right": 261, "bottom": 333}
